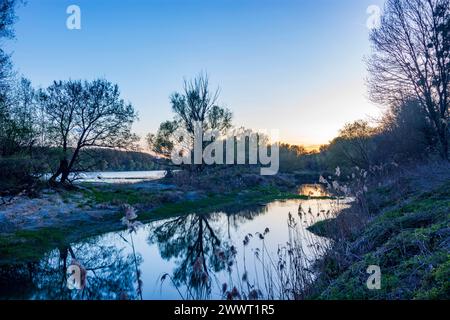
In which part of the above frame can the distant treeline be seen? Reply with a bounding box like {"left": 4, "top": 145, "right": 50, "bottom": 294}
{"left": 3, "top": 147, "right": 163, "bottom": 173}
{"left": 279, "top": 98, "right": 446, "bottom": 176}
{"left": 76, "top": 148, "right": 161, "bottom": 172}
{"left": 0, "top": 146, "right": 163, "bottom": 193}
{"left": 317, "top": 102, "right": 439, "bottom": 171}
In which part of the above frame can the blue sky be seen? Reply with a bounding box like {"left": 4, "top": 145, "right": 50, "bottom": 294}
{"left": 6, "top": 0, "right": 385, "bottom": 146}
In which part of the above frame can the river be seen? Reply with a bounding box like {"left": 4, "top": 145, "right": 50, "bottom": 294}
{"left": 0, "top": 172, "right": 349, "bottom": 300}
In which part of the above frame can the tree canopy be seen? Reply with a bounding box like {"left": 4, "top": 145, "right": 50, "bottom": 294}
{"left": 40, "top": 79, "right": 139, "bottom": 184}
{"left": 148, "top": 73, "right": 232, "bottom": 163}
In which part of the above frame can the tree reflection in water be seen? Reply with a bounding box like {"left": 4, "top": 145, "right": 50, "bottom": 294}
{"left": 148, "top": 205, "right": 268, "bottom": 300}
{"left": 0, "top": 204, "right": 276, "bottom": 300}
{"left": 0, "top": 240, "right": 141, "bottom": 300}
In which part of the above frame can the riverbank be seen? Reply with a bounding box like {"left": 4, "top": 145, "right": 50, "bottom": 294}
{"left": 306, "top": 162, "right": 450, "bottom": 299}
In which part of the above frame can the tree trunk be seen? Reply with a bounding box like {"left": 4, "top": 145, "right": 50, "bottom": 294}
{"left": 51, "top": 146, "right": 81, "bottom": 185}
{"left": 60, "top": 166, "right": 71, "bottom": 184}
{"left": 63, "top": 146, "right": 82, "bottom": 183}
{"left": 49, "top": 158, "right": 69, "bottom": 185}
{"left": 165, "top": 168, "right": 173, "bottom": 178}
{"left": 438, "top": 127, "right": 449, "bottom": 161}
{"left": 433, "top": 116, "right": 449, "bottom": 160}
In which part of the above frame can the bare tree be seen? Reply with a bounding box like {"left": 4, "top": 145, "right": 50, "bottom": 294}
{"left": 171, "top": 72, "right": 232, "bottom": 136}
{"left": 368, "top": 0, "right": 450, "bottom": 159}
{"left": 40, "top": 79, "right": 139, "bottom": 185}
{"left": 147, "top": 73, "right": 232, "bottom": 167}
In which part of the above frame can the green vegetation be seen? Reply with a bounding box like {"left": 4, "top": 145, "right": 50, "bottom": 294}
{"left": 84, "top": 187, "right": 158, "bottom": 206}
{"left": 307, "top": 219, "right": 337, "bottom": 238}
{"left": 0, "top": 228, "right": 70, "bottom": 262}
{"left": 148, "top": 186, "right": 326, "bottom": 217}
{"left": 308, "top": 181, "right": 450, "bottom": 300}
{"left": 82, "top": 184, "right": 330, "bottom": 220}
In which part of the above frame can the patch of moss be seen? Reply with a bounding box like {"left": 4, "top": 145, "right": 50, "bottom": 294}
{"left": 81, "top": 183, "right": 331, "bottom": 220}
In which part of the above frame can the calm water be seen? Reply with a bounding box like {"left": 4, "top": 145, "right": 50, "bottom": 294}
{"left": 0, "top": 184, "right": 350, "bottom": 300}
{"left": 71, "top": 170, "right": 168, "bottom": 184}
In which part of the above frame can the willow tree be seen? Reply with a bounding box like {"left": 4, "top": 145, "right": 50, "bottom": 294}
{"left": 368, "top": 0, "right": 450, "bottom": 159}
{"left": 40, "top": 79, "right": 138, "bottom": 184}
{"left": 147, "top": 73, "right": 232, "bottom": 169}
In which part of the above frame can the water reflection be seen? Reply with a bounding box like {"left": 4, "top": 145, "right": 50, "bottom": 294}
{"left": 147, "top": 205, "right": 268, "bottom": 299}
{"left": 298, "top": 184, "right": 329, "bottom": 197}
{"left": 0, "top": 241, "right": 141, "bottom": 300}
{"left": 0, "top": 190, "right": 345, "bottom": 300}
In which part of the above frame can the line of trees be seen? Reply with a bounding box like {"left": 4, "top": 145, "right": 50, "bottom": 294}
{"left": 317, "top": 100, "right": 437, "bottom": 172}
{"left": 0, "top": 1, "right": 140, "bottom": 192}
{"left": 301, "top": 0, "right": 449, "bottom": 173}
{"left": 0, "top": 77, "right": 140, "bottom": 187}
{"left": 368, "top": 0, "right": 449, "bottom": 160}
{"left": 1, "top": 0, "right": 448, "bottom": 194}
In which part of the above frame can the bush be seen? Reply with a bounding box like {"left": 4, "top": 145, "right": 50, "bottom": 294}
{"left": 0, "top": 156, "right": 45, "bottom": 195}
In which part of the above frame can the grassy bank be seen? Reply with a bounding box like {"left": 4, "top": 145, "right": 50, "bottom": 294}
{"left": 307, "top": 180, "right": 450, "bottom": 299}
